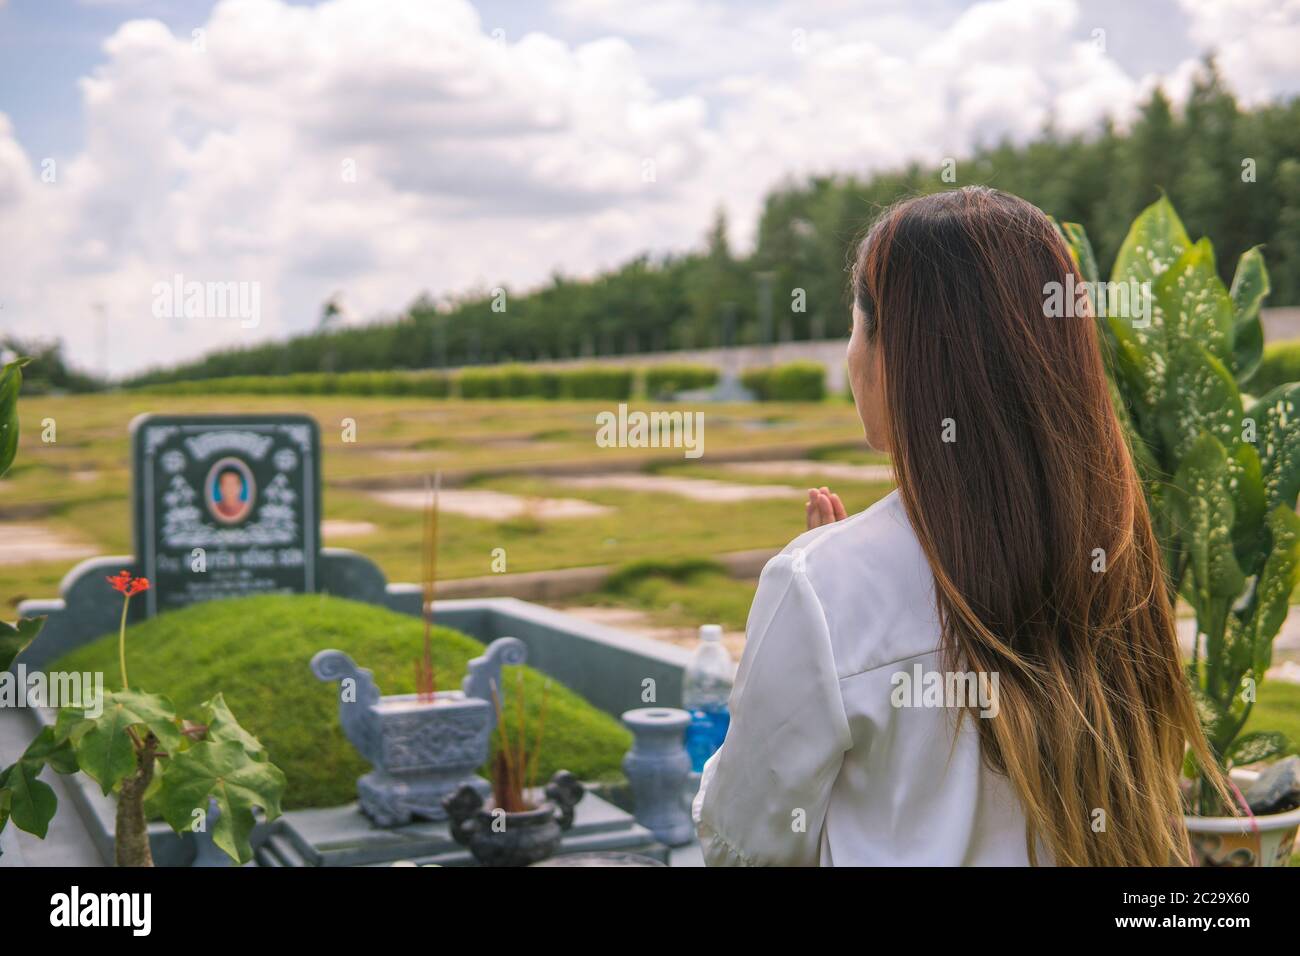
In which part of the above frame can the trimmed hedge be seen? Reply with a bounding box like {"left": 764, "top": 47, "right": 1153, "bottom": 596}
{"left": 136, "top": 361, "right": 839, "bottom": 402}
{"left": 139, "top": 370, "right": 453, "bottom": 398}
{"left": 138, "top": 364, "right": 635, "bottom": 401}
{"left": 644, "top": 364, "right": 719, "bottom": 398}
{"left": 741, "top": 361, "right": 827, "bottom": 402}
{"left": 1251, "top": 340, "right": 1300, "bottom": 396}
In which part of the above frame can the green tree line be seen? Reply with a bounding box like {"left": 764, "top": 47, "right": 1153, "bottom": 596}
{"left": 128, "top": 63, "right": 1300, "bottom": 388}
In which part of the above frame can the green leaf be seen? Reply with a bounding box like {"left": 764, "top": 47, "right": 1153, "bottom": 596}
{"left": 109, "top": 689, "right": 182, "bottom": 753}
{"left": 1225, "top": 730, "right": 1288, "bottom": 768}
{"left": 1189, "top": 684, "right": 1234, "bottom": 756}
{"left": 0, "top": 615, "right": 44, "bottom": 672}
{"left": 74, "top": 703, "right": 139, "bottom": 796}
{"left": 23, "top": 726, "right": 79, "bottom": 775}
{"left": 73, "top": 689, "right": 182, "bottom": 794}
{"left": 1169, "top": 433, "right": 1246, "bottom": 673}
{"left": 1156, "top": 340, "right": 1242, "bottom": 468}
{"left": 1246, "top": 383, "right": 1300, "bottom": 514}
{"left": 159, "top": 739, "right": 285, "bottom": 865}
{"left": 200, "top": 693, "right": 266, "bottom": 760}
{"left": 1155, "top": 238, "right": 1235, "bottom": 370}
{"left": 1230, "top": 246, "right": 1269, "bottom": 385}
{"left": 1108, "top": 195, "right": 1192, "bottom": 413}
{"left": 0, "top": 357, "right": 29, "bottom": 479}
{"left": 2, "top": 758, "right": 57, "bottom": 838}
{"left": 1248, "top": 505, "right": 1300, "bottom": 675}
{"left": 1228, "top": 442, "right": 1267, "bottom": 574}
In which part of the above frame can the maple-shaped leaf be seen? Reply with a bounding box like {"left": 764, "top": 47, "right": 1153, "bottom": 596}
{"left": 159, "top": 739, "right": 285, "bottom": 865}
{"left": 73, "top": 689, "right": 182, "bottom": 795}
{"left": 199, "top": 693, "right": 266, "bottom": 760}
{"left": 0, "top": 759, "right": 57, "bottom": 838}
{"left": 22, "top": 726, "right": 79, "bottom": 775}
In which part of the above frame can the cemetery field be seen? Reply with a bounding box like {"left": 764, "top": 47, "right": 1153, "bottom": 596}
{"left": 0, "top": 390, "right": 887, "bottom": 609}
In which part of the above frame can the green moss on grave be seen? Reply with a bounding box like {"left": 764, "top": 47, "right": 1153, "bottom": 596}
{"left": 52, "top": 594, "right": 632, "bottom": 810}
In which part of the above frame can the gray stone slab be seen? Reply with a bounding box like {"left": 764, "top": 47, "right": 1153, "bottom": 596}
{"left": 267, "top": 790, "right": 660, "bottom": 867}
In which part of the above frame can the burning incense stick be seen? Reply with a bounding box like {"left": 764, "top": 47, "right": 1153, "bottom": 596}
{"left": 416, "top": 472, "right": 441, "bottom": 701}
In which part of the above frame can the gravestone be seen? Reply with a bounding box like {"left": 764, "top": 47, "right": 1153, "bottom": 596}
{"left": 131, "top": 414, "right": 322, "bottom": 616}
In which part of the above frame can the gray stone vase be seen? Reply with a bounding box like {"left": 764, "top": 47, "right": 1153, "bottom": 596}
{"left": 443, "top": 771, "right": 585, "bottom": 867}
{"left": 621, "top": 707, "right": 694, "bottom": 846}
{"left": 311, "top": 636, "right": 527, "bottom": 827}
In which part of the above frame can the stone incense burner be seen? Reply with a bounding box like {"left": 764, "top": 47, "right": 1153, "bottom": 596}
{"left": 311, "top": 636, "right": 526, "bottom": 827}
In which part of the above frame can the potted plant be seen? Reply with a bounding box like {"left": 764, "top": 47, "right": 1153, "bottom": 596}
{"left": 0, "top": 567, "right": 285, "bottom": 865}
{"left": 443, "top": 672, "right": 584, "bottom": 866}
{"left": 1058, "top": 198, "right": 1300, "bottom": 865}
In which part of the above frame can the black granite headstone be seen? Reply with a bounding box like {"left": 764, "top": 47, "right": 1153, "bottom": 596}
{"left": 130, "top": 414, "right": 322, "bottom": 616}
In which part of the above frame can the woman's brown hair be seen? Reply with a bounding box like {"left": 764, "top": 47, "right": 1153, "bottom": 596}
{"left": 853, "top": 186, "right": 1225, "bottom": 866}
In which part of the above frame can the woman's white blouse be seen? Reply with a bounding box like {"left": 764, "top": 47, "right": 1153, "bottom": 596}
{"left": 692, "top": 489, "right": 1035, "bottom": 866}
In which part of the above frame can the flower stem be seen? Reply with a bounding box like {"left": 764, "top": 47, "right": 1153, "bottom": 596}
{"left": 118, "top": 593, "right": 131, "bottom": 690}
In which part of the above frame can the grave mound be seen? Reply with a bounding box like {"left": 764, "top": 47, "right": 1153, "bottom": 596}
{"left": 51, "top": 593, "right": 632, "bottom": 810}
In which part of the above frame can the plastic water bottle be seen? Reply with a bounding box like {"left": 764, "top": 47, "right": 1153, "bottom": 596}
{"left": 683, "top": 624, "right": 733, "bottom": 772}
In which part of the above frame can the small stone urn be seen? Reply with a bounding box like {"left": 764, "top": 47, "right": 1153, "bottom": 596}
{"left": 443, "top": 771, "right": 584, "bottom": 867}
{"left": 621, "top": 707, "right": 694, "bottom": 846}
{"left": 311, "top": 636, "right": 526, "bottom": 827}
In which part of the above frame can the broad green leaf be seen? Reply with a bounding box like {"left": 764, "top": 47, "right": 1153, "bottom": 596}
{"left": 53, "top": 705, "right": 93, "bottom": 745}
{"left": 1170, "top": 433, "right": 1246, "bottom": 602}
{"left": 159, "top": 739, "right": 285, "bottom": 865}
{"left": 1246, "top": 383, "right": 1300, "bottom": 513}
{"left": 1111, "top": 194, "right": 1192, "bottom": 290}
{"left": 1156, "top": 341, "right": 1241, "bottom": 469}
{"left": 200, "top": 693, "right": 265, "bottom": 760}
{"left": 23, "top": 726, "right": 79, "bottom": 775}
{"left": 1188, "top": 684, "right": 1234, "bottom": 755}
{"left": 1230, "top": 246, "right": 1269, "bottom": 384}
{"left": 0, "top": 358, "right": 29, "bottom": 479}
{"left": 3, "top": 759, "right": 57, "bottom": 838}
{"left": 73, "top": 689, "right": 182, "bottom": 794}
{"left": 1108, "top": 196, "right": 1192, "bottom": 412}
{"left": 74, "top": 703, "right": 139, "bottom": 795}
{"left": 109, "top": 689, "right": 182, "bottom": 753}
{"left": 1225, "top": 730, "right": 1288, "bottom": 768}
{"left": 1228, "top": 442, "right": 1266, "bottom": 574}
{"left": 0, "top": 615, "right": 43, "bottom": 672}
{"left": 1248, "top": 505, "right": 1300, "bottom": 675}
{"left": 1155, "top": 238, "right": 1234, "bottom": 369}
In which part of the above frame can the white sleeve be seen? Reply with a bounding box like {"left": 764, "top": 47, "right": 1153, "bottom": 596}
{"left": 691, "top": 551, "right": 851, "bottom": 866}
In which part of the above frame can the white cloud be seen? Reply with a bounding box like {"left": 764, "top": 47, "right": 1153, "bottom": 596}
{"left": 1178, "top": 0, "right": 1300, "bottom": 103}
{"left": 2, "top": 0, "right": 1298, "bottom": 375}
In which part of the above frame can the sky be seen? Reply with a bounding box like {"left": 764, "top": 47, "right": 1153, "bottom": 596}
{"left": 0, "top": 0, "right": 1298, "bottom": 377}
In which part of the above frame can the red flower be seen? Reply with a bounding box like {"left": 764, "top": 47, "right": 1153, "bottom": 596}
{"left": 107, "top": 570, "right": 151, "bottom": 597}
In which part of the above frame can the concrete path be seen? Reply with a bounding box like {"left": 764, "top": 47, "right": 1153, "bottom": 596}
{"left": 565, "top": 474, "right": 801, "bottom": 502}
{"left": 723, "top": 460, "right": 894, "bottom": 483}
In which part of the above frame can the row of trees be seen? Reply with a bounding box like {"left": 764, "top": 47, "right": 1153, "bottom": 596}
{"left": 128, "top": 62, "right": 1300, "bottom": 387}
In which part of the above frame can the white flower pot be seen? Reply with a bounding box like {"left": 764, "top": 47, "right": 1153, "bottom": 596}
{"left": 1184, "top": 769, "right": 1300, "bottom": 867}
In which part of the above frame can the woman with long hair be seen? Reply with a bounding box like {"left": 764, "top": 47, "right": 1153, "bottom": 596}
{"left": 692, "top": 186, "right": 1225, "bottom": 866}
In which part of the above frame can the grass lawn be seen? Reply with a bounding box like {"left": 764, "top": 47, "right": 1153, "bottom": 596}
{"left": 575, "top": 559, "right": 759, "bottom": 631}
{"left": 51, "top": 594, "right": 632, "bottom": 810}
{"left": 1, "top": 392, "right": 872, "bottom": 608}
{"left": 1245, "top": 681, "right": 1300, "bottom": 757}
